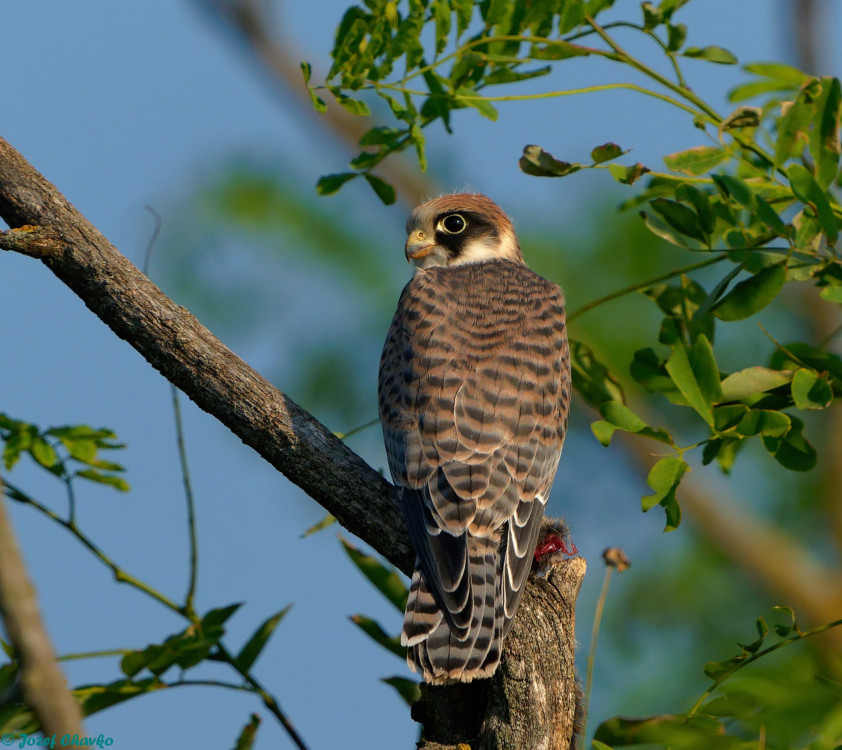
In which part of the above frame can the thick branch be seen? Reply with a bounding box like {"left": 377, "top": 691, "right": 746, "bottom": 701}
{"left": 0, "top": 135, "right": 413, "bottom": 575}
{"left": 0, "top": 486, "right": 85, "bottom": 737}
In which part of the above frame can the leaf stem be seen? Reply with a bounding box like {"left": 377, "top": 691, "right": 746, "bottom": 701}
{"left": 372, "top": 80, "right": 700, "bottom": 116}
{"left": 216, "top": 643, "right": 310, "bottom": 750}
{"left": 58, "top": 649, "right": 133, "bottom": 661}
{"left": 583, "top": 564, "right": 613, "bottom": 742}
{"left": 568, "top": 255, "right": 728, "bottom": 322}
{"left": 685, "top": 615, "right": 842, "bottom": 718}
{"left": 171, "top": 386, "right": 199, "bottom": 616}
{"left": 3, "top": 481, "right": 185, "bottom": 615}
{"left": 584, "top": 15, "right": 720, "bottom": 123}
{"left": 334, "top": 417, "right": 380, "bottom": 441}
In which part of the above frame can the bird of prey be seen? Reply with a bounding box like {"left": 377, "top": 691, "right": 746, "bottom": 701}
{"left": 378, "top": 193, "right": 571, "bottom": 683}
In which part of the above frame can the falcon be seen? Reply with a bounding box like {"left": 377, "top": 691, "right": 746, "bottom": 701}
{"left": 378, "top": 193, "right": 571, "bottom": 683}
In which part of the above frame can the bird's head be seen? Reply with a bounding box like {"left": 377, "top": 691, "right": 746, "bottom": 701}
{"left": 404, "top": 193, "right": 524, "bottom": 270}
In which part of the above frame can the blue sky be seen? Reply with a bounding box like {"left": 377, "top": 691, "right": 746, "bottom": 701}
{"left": 2, "top": 1, "right": 840, "bottom": 748}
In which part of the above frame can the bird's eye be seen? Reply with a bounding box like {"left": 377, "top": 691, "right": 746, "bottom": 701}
{"left": 440, "top": 214, "right": 467, "bottom": 234}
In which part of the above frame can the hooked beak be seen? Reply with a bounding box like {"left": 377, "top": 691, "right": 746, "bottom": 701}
{"left": 405, "top": 229, "right": 436, "bottom": 263}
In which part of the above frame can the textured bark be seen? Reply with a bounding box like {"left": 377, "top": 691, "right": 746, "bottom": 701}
{"left": 0, "top": 486, "right": 85, "bottom": 737}
{"left": 414, "top": 556, "right": 586, "bottom": 750}
{"left": 0, "top": 136, "right": 584, "bottom": 747}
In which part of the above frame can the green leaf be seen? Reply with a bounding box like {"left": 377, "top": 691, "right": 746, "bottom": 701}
{"left": 409, "top": 123, "right": 427, "bottom": 172}
{"left": 75, "top": 469, "right": 130, "bottom": 492}
{"left": 719, "top": 105, "right": 761, "bottom": 132}
{"left": 762, "top": 416, "right": 817, "bottom": 471}
{"left": 65, "top": 438, "right": 98, "bottom": 463}
{"left": 3, "top": 427, "right": 33, "bottom": 470}
{"left": 683, "top": 45, "right": 737, "bottom": 65}
{"left": 771, "top": 605, "right": 800, "bottom": 637}
{"left": 687, "top": 334, "right": 722, "bottom": 405}
{"left": 663, "top": 146, "right": 727, "bottom": 176}
{"left": 821, "top": 286, "right": 842, "bottom": 303}
{"left": 301, "top": 513, "right": 337, "bottom": 538}
{"left": 676, "top": 184, "right": 714, "bottom": 235}
{"left": 316, "top": 172, "right": 358, "bottom": 196}
{"left": 29, "top": 437, "right": 58, "bottom": 469}
{"left": 639, "top": 211, "right": 689, "bottom": 248}
{"left": 743, "top": 62, "right": 810, "bottom": 85}
{"left": 332, "top": 91, "right": 371, "bottom": 116}
{"left": 300, "top": 62, "right": 327, "bottom": 113}
{"left": 666, "top": 22, "right": 686, "bottom": 52}
{"left": 649, "top": 198, "right": 705, "bottom": 241}
{"left": 712, "top": 264, "right": 786, "bottom": 321}
{"left": 728, "top": 79, "right": 801, "bottom": 103}
{"left": 665, "top": 340, "right": 715, "bottom": 425}
{"left": 433, "top": 0, "right": 451, "bottom": 54}
{"left": 787, "top": 163, "right": 838, "bottom": 243}
{"left": 591, "top": 142, "right": 624, "bottom": 164}
{"left": 569, "top": 339, "right": 625, "bottom": 408}
{"left": 775, "top": 94, "right": 813, "bottom": 168}
{"left": 791, "top": 368, "right": 833, "bottom": 410}
{"left": 363, "top": 173, "right": 396, "bottom": 205}
{"left": 641, "top": 2, "right": 662, "bottom": 30}
{"left": 74, "top": 677, "right": 164, "bottom": 718}
{"left": 590, "top": 420, "right": 617, "bottom": 447}
{"left": 382, "top": 676, "right": 421, "bottom": 706}
{"left": 591, "top": 742, "right": 614, "bottom": 750}
{"left": 233, "top": 714, "right": 261, "bottom": 750}
{"left": 350, "top": 614, "right": 405, "bottom": 658}
{"left": 631, "top": 347, "right": 675, "bottom": 393}
{"left": 608, "top": 162, "right": 650, "bottom": 184}
{"left": 453, "top": 0, "right": 473, "bottom": 36}
{"left": 594, "top": 402, "right": 673, "bottom": 446}
{"left": 641, "top": 456, "right": 688, "bottom": 531}
{"left": 712, "top": 174, "right": 787, "bottom": 234}
{"left": 719, "top": 366, "right": 793, "bottom": 402}
{"left": 735, "top": 409, "right": 791, "bottom": 438}
{"left": 599, "top": 402, "right": 647, "bottom": 433}
{"left": 809, "top": 77, "right": 842, "bottom": 188}
{"left": 235, "top": 605, "right": 292, "bottom": 672}
{"left": 794, "top": 208, "right": 824, "bottom": 251}
{"left": 519, "top": 144, "right": 581, "bottom": 177}
{"left": 595, "top": 714, "right": 722, "bottom": 746}
{"left": 202, "top": 603, "right": 243, "bottom": 630}
{"left": 455, "top": 87, "right": 498, "bottom": 120}
{"left": 340, "top": 537, "right": 408, "bottom": 611}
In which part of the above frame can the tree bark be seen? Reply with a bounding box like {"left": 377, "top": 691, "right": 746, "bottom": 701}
{"left": 415, "top": 556, "right": 586, "bottom": 750}
{"left": 0, "top": 135, "right": 583, "bottom": 748}
{"left": 0, "top": 485, "right": 86, "bottom": 738}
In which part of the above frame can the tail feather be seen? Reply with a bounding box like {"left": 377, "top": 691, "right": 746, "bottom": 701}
{"left": 402, "top": 538, "right": 505, "bottom": 683}
{"left": 402, "top": 568, "right": 443, "bottom": 647}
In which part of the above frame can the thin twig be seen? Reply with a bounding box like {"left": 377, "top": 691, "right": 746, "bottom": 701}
{"left": 568, "top": 254, "right": 728, "bottom": 322}
{"left": 171, "top": 388, "right": 200, "bottom": 615}
{"left": 685, "top": 615, "right": 842, "bottom": 718}
{"left": 583, "top": 565, "right": 613, "bottom": 742}
{"left": 216, "top": 643, "right": 311, "bottom": 750}
{"left": 3, "top": 481, "right": 185, "bottom": 614}
{"left": 142, "top": 204, "right": 200, "bottom": 617}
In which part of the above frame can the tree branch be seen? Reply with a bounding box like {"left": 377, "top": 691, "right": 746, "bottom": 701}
{"left": 0, "top": 135, "right": 413, "bottom": 575}
{"left": 0, "top": 483, "right": 85, "bottom": 737}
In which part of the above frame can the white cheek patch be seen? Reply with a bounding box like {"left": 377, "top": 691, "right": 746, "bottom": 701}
{"left": 450, "top": 229, "right": 521, "bottom": 266}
